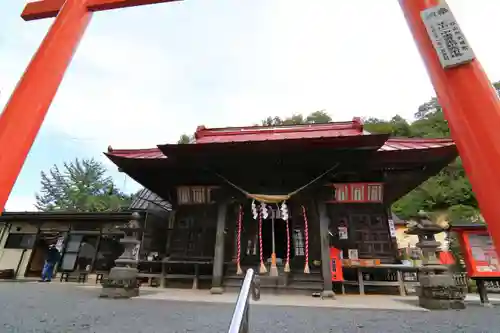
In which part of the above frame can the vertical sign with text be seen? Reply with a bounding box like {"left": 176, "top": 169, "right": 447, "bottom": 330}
{"left": 421, "top": 1, "right": 475, "bottom": 69}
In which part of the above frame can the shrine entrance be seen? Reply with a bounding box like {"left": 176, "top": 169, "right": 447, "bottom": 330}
{"left": 261, "top": 211, "right": 287, "bottom": 264}
{"left": 239, "top": 205, "right": 288, "bottom": 266}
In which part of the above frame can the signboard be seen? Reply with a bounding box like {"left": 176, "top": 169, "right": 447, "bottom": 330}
{"left": 469, "top": 234, "right": 499, "bottom": 273}
{"left": 459, "top": 230, "right": 500, "bottom": 278}
{"left": 388, "top": 219, "right": 397, "bottom": 238}
{"left": 348, "top": 249, "right": 359, "bottom": 260}
{"left": 421, "top": 1, "right": 475, "bottom": 69}
{"left": 328, "top": 183, "right": 383, "bottom": 203}
{"left": 342, "top": 259, "right": 381, "bottom": 267}
{"left": 338, "top": 226, "right": 348, "bottom": 240}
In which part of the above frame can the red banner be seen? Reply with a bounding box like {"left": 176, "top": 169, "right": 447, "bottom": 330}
{"left": 327, "top": 183, "right": 383, "bottom": 203}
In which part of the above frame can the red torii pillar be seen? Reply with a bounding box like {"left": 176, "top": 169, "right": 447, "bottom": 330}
{"left": 1, "top": 0, "right": 500, "bottom": 258}
{"left": 398, "top": 0, "right": 500, "bottom": 259}
{"left": 0, "top": 0, "right": 180, "bottom": 211}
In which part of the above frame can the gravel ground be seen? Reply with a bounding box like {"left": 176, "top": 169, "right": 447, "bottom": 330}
{"left": 1, "top": 282, "right": 500, "bottom": 333}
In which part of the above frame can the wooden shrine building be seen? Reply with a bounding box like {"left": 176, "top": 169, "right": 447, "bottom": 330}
{"left": 105, "top": 118, "right": 457, "bottom": 295}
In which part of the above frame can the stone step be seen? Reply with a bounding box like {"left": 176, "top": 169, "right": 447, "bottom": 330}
{"left": 222, "top": 279, "right": 323, "bottom": 295}
{"left": 223, "top": 273, "right": 323, "bottom": 292}
{"left": 287, "top": 280, "right": 324, "bottom": 289}
{"left": 288, "top": 273, "right": 323, "bottom": 283}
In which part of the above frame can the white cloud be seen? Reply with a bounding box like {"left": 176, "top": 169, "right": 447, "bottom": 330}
{"left": 2, "top": 0, "right": 500, "bottom": 150}
{"left": 5, "top": 195, "right": 37, "bottom": 212}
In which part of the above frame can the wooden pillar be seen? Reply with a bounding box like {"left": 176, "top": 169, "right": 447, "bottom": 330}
{"left": 317, "top": 201, "right": 335, "bottom": 299}
{"left": 210, "top": 202, "right": 228, "bottom": 294}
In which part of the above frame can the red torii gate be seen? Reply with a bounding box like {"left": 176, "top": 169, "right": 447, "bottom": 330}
{"left": 2, "top": 0, "right": 500, "bottom": 258}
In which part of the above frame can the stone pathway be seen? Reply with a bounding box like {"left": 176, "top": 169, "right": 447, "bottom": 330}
{"left": 2, "top": 282, "right": 500, "bottom": 333}
{"left": 133, "top": 288, "right": 427, "bottom": 311}
{"left": 77, "top": 283, "right": 500, "bottom": 310}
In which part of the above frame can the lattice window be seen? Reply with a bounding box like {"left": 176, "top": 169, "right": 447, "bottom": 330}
{"left": 191, "top": 187, "right": 206, "bottom": 204}
{"left": 177, "top": 186, "right": 191, "bottom": 204}
{"left": 177, "top": 186, "right": 213, "bottom": 205}
{"left": 351, "top": 184, "right": 364, "bottom": 201}
{"left": 367, "top": 184, "right": 383, "bottom": 202}
{"left": 293, "top": 229, "right": 305, "bottom": 256}
{"left": 335, "top": 184, "right": 349, "bottom": 202}
{"left": 352, "top": 214, "right": 392, "bottom": 258}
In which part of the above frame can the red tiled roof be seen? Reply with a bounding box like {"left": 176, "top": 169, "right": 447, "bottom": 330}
{"left": 105, "top": 119, "right": 456, "bottom": 160}
{"left": 194, "top": 118, "right": 364, "bottom": 143}
{"left": 106, "top": 148, "right": 166, "bottom": 159}
{"left": 381, "top": 138, "right": 454, "bottom": 151}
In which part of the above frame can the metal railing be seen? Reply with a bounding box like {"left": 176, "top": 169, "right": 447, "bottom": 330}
{"left": 227, "top": 268, "right": 261, "bottom": 333}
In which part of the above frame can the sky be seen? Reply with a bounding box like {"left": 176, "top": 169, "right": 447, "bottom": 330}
{"left": 1, "top": 0, "right": 499, "bottom": 211}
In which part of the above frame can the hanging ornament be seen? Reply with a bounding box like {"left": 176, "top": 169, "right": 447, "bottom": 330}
{"left": 261, "top": 202, "right": 269, "bottom": 219}
{"left": 251, "top": 200, "right": 258, "bottom": 220}
{"left": 282, "top": 202, "right": 291, "bottom": 273}
{"left": 280, "top": 202, "right": 289, "bottom": 221}
{"left": 301, "top": 205, "right": 310, "bottom": 274}
{"left": 236, "top": 204, "right": 243, "bottom": 275}
{"left": 258, "top": 209, "right": 267, "bottom": 274}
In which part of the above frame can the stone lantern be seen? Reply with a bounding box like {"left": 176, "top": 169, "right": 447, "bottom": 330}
{"left": 100, "top": 212, "right": 142, "bottom": 299}
{"left": 406, "top": 211, "right": 465, "bottom": 310}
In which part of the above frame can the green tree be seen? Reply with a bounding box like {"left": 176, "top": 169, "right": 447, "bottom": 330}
{"left": 35, "top": 158, "right": 132, "bottom": 212}
{"left": 261, "top": 116, "right": 285, "bottom": 126}
{"left": 364, "top": 115, "right": 412, "bottom": 136}
{"left": 261, "top": 110, "right": 332, "bottom": 126}
{"left": 388, "top": 80, "right": 500, "bottom": 219}
{"left": 411, "top": 97, "right": 450, "bottom": 138}
{"left": 305, "top": 110, "right": 332, "bottom": 124}
{"left": 364, "top": 80, "right": 500, "bottom": 221}
{"left": 177, "top": 134, "right": 195, "bottom": 144}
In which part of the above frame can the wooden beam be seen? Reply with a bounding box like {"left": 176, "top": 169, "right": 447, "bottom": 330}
{"left": 22, "top": 0, "right": 65, "bottom": 21}
{"left": 86, "top": 0, "right": 181, "bottom": 12}
{"left": 21, "top": 0, "right": 181, "bottom": 21}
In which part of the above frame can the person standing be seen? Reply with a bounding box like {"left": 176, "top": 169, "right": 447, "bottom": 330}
{"left": 39, "top": 244, "right": 61, "bottom": 282}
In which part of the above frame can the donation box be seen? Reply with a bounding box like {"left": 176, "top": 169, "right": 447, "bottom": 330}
{"left": 329, "top": 247, "right": 344, "bottom": 282}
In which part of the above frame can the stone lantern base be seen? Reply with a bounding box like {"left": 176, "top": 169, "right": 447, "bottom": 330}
{"left": 99, "top": 212, "right": 142, "bottom": 300}
{"left": 417, "top": 274, "right": 466, "bottom": 310}
{"left": 100, "top": 267, "right": 139, "bottom": 299}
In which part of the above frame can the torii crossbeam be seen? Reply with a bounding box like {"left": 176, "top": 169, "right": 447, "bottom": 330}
{"left": 21, "top": 0, "right": 180, "bottom": 20}
{"left": 2, "top": 0, "right": 500, "bottom": 259}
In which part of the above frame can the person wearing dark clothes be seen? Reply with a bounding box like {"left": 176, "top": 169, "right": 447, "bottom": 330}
{"left": 39, "top": 245, "right": 61, "bottom": 282}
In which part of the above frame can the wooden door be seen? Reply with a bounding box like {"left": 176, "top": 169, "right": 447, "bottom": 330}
{"left": 351, "top": 214, "right": 392, "bottom": 259}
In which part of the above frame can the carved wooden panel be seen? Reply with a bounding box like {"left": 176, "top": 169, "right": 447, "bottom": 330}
{"left": 328, "top": 183, "right": 384, "bottom": 203}
{"left": 176, "top": 186, "right": 215, "bottom": 205}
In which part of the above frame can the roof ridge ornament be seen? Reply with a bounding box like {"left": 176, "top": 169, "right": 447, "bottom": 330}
{"left": 352, "top": 117, "right": 363, "bottom": 132}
